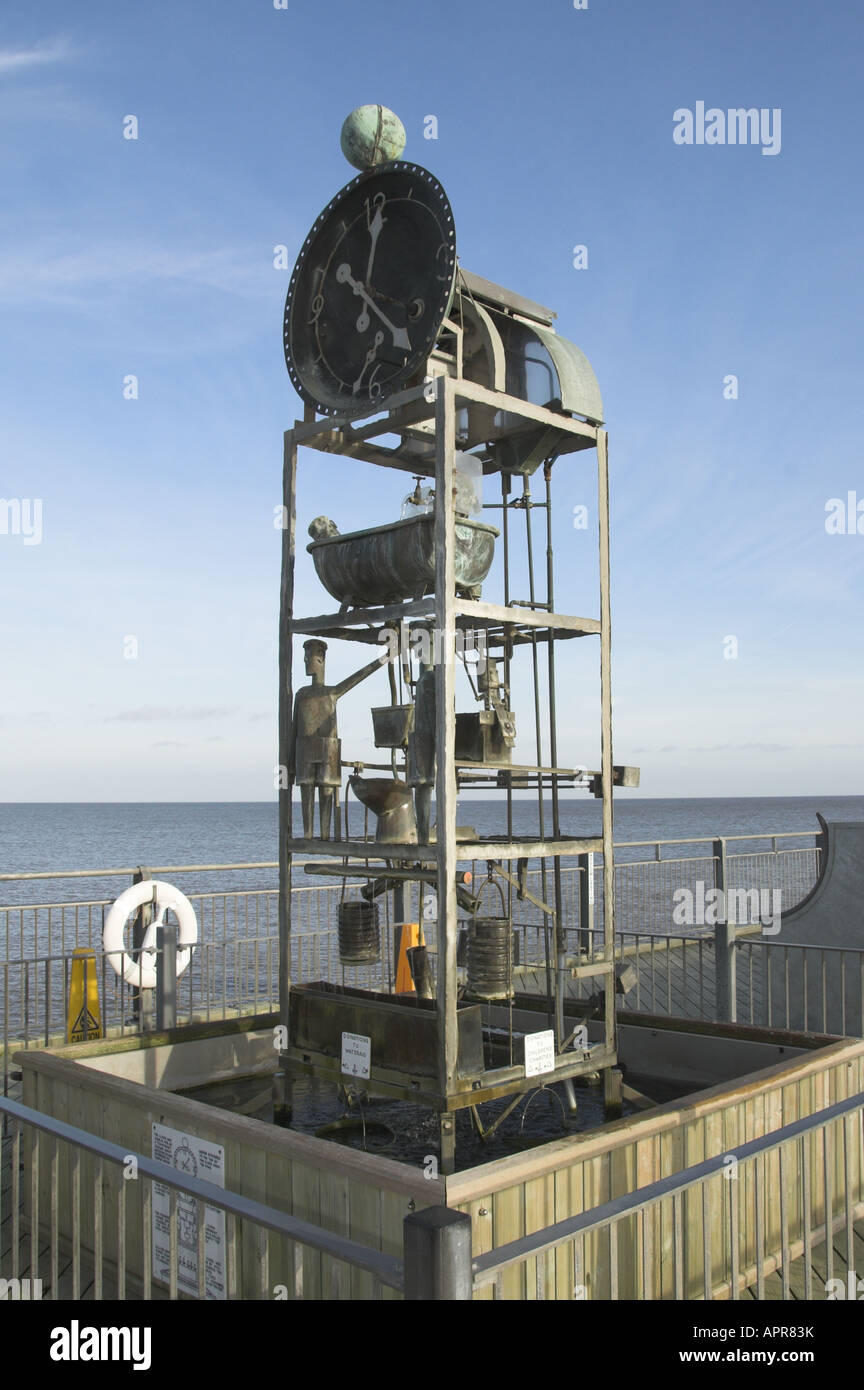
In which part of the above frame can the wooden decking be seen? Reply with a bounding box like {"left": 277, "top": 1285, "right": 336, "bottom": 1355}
{"left": 743, "top": 1220, "right": 864, "bottom": 1300}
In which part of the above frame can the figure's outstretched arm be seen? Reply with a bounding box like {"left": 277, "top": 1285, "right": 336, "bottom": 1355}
{"left": 332, "top": 653, "right": 387, "bottom": 701}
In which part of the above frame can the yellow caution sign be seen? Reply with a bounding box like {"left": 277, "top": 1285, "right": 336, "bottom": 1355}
{"left": 395, "top": 923, "right": 423, "bottom": 994}
{"left": 67, "top": 947, "right": 102, "bottom": 1044}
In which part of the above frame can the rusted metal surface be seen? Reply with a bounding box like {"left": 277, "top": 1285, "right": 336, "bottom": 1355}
{"left": 371, "top": 704, "right": 414, "bottom": 748}
{"left": 287, "top": 981, "right": 484, "bottom": 1079}
{"left": 307, "top": 513, "right": 499, "bottom": 607}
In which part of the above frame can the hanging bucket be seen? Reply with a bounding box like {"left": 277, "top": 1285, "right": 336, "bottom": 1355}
{"left": 338, "top": 900, "right": 380, "bottom": 965}
{"left": 465, "top": 916, "right": 514, "bottom": 1001}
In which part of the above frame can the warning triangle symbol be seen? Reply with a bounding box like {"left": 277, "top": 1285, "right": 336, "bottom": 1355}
{"left": 70, "top": 1006, "right": 101, "bottom": 1040}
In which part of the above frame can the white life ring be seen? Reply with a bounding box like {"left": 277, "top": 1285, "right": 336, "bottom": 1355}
{"left": 103, "top": 879, "right": 198, "bottom": 990}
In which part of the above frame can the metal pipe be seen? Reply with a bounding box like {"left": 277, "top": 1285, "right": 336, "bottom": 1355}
{"left": 543, "top": 460, "right": 575, "bottom": 1111}
{"left": 155, "top": 924, "right": 178, "bottom": 1031}
{"left": 522, "top": 474, "right": 555, "bottom": 1033}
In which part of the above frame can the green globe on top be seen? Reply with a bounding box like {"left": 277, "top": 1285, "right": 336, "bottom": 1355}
{"left": 339, "top": 104, "right": 406, "bottom": 170}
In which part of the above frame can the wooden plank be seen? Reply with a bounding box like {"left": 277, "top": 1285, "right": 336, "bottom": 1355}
{"left": 550, "top": 1164, "right": 576, "bottom": 1301}
{"left": 378, "top": 1187, "right": 409, "bottom": 1303}
{"left": 492, "top": 1181, "right": 524, "bottom": 1300}
{"left": 318, "top": 1168, "right": 350, "bottom": 1300}
{"left": 658, "top": 1116, "right": 685, "bottom": 1300}
{"left": 445, "top": 1036, "right": 864, "bottom": 1206}
{"left": 451, "top": 377, "right": 599, "bottom": 443}
{"left": 681, "top": 1113, "right": 705, "bottom": 1297}
{"left": 291, "top": 597, "right": 435, "bottom": 634}
{"left": 287, "top": 382, "right": 432, "bottom": 445}
{"left": 18, "top": 1053, "right": 441, "bottom": 1205}
{"left": 456, "top": 597, "right": 600, "bottom": 635}
{"left": 290, "top": 1158, "right": 321, "bottom": 1300}
{"left": 465, "top": 1194, "right": 495, "bottom": 1301}
{"left": 610, "top": 1119, "right": 638, "bottom": 1297}
{"left": 347, "top": 1176, "right": 381, "bottom": 1301}
{"left": 233, "top": 1135, "right": 267, "bottom": 1300}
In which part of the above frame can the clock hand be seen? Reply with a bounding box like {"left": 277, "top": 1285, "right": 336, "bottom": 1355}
{"left": 336, "top": 262, "right": 411, "bottom": 352}
{"left": 365, "top": 204, "right": 385, "bottom": 283}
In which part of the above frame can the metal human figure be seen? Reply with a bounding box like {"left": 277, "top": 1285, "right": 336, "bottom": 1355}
{"left": 289, "top": 639, "right": 383, "bottom": 839}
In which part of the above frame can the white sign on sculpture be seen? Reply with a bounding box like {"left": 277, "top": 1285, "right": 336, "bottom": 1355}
{"left": 341, "top": 1031, "right": 372, "bottom": 1080}
{"left": 524, "top": 1029, "right": 556, "bottom": 1079}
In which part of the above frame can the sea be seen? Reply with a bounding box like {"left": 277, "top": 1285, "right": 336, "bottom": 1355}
{"left": 1, "top": 796, "right": 862, "bottom": 907}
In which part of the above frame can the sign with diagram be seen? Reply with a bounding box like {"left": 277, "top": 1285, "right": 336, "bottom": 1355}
{"left": 152, "top": 1123, "right": 226, "bottom": 1300}
{"left": 341, "top": 1031, "right": 371, "bottom": 1079}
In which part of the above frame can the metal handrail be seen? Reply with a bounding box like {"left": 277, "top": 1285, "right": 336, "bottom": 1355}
{"left": 0, "top": 1093, "right": 404, "bottom": 1290}
{"left": 0, "top": 830, "right": 821, "bottom": 884}
{"left": 0, "top": 863, "right": 281, "bottom": 883}
{"left": 472, "top": 1089, "right": 864, "bottom": 1285}
{"left": 615, "top": 832, "right": 819, "bottom": 848}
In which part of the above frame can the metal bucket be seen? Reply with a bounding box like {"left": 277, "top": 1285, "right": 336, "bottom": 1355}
{"left": 338, "top": 901, "right": 380, "bottom": 965}
{"left": 465, "top": 917, "right": 514, "bottom": 1001}
{"left": 371, "top": 704, "right": 415, "bottom": 748}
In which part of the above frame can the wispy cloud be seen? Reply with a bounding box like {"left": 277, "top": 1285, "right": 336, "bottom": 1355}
{"left": 0, "top": 241, "right": 274, "bottom": 309}
{"left": 105, "top": 706, "right": 237, "bottom": 723}
{"left": 0, "top": 39, "right": 76, "bottom": 74}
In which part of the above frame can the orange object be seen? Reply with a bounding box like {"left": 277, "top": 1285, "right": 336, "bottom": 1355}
{"left": 395, "top": 922, "right": 423, "bottom": 993}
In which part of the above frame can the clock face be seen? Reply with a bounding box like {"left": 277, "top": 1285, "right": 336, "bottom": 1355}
{"left": 283, "top": 162, "right": 457, "bottom": 416}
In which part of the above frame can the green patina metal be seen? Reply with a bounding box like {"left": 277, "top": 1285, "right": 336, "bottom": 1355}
{"left": 340, "top": 104, "right": 406, "bottom": 170}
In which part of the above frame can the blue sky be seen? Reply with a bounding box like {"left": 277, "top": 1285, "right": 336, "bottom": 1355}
{"left": 1, "top": 0, "right": 862, "bottom": 800}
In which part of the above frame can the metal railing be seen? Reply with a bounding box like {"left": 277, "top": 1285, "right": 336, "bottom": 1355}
{"left": 4, "top": 1088, "right": 862, "bottom": 1301}
{"left": 0, "top": 1094, "right": 404, "bottom": 1300}
{"left": 471, "top": 1090, "right": 864, "bottom": 1300}
{"left": 1, "top": 830, "right": 828, "bottom": 1095}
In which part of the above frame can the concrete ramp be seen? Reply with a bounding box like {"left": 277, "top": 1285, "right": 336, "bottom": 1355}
{"left": 771, "top": 817, "right": 864, "bottom": 1033}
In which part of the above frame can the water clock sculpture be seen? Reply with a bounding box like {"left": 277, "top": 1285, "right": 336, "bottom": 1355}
{"left": 275, "top": 105, "right": 638, "bottom": 1173}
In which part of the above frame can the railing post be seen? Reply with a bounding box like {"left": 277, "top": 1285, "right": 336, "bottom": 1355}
{"left": 403, "top": 1207, "right": 472, "bottom": 1300}
{"left": 713, "top": 838, "right": 736, "bottom": 1022}
{"left": 132, "top": 867, "right": 155, "bottom": 1033}
{"left": 578, "top": 851, "right": 595, "bottom": 959}
{"left": 155, "top": 924, "right": 177, "bottom": 1032}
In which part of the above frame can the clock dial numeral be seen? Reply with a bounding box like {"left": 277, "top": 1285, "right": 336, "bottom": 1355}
{"left": 353, "top": 331, "right": 385, "bottom": 396}
{"left": 365, "top": 191, "right": 386, "bottom": 230}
